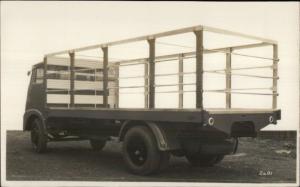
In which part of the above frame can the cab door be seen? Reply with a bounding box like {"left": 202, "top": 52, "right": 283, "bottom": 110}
{"left": 25, "top": 65, "right": 45, "bottom": 111}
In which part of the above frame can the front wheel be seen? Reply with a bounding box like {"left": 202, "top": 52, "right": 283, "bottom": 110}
{"left": 122, "top": 126, "right": 170, "bottom": 175}
{"left": 30, "top": 118, "right": 48, "bottom": 153}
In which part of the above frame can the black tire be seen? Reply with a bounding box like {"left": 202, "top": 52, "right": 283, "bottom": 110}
{"left": 171, "top": 150, "right": 185, "bottom": 157}
{"left": 186, "top": 154, "right": 224, "bottom": 167}
{"left": 122, "top": 126, "right": 170, "bottom": 175}
{"left": 30, "top": 118, "right": 47, "bottom": 153}
{"left": 90, "top": 139, "right": 106, "bottom": 151}
{"left": 158, "top": 151, "right": 171, "bottom": 172}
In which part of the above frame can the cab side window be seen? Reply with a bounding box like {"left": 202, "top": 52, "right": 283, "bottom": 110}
{"left": 32, "top": 68, "right": 44, "bottom": 84}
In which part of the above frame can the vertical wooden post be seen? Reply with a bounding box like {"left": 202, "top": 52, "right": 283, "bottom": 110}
{"left": 148, "top": 38, "right": 155, "bottom": 109}
{"left": 102, "top": 47, "right": 109, "bottom": 108}
{"left": 144, "top": 63, "right": 149, "bottom": 108}
{"left": 194, "top": 30, "right": 203, "bottom": 109}
{"left": 94, "top": 68, "right": 97, "bottom": 108}
{"left": 69, "top": 52, "right": 75, "bottom": 108}
{"left": 115, "top": 63, "right": 119, "bottom": 108}
{"left": 272, "top": 44, "right": 278, "bottom": 109}
{"left": 178, "top": 54, "right": 184, "bottom": 109}
{"left": 226, "top": 48, "right": 232, "bottom": 109}
{"left": 43, "top": 56, "right": 48, "bottom": 108}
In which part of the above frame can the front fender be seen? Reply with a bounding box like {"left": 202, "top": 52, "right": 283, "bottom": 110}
{"left": 23, "top": 109, "right": 46, "bottom": 131}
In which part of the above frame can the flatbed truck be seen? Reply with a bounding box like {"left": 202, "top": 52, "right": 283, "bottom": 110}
{"left": 23, "top": 25, "right": 281, "bottom": 175}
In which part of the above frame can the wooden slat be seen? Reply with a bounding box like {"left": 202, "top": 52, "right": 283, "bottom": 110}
{"left": 102, "top": 47, "right": 108, "bottom": 107}
{"left": 47, "top": 94, "right": 70, "bottom": 104}
{"left": 226, "top": 48, "right": 232, "bottom": 109}
{"left": 272, "top": 44, "right": 278, "bottom": 109}
{"left": 114, "top": 64, "right": 119, "bottom": 108}
{"left": 148, "top": 38, "right": 155, "bottom": 108}
{"left": 47, "top": 57, "right": 102, "bottom": 68}
{"left": 43, "top": 57, "right": 48, "bottom": 107}
{"left": 195, "top": 30, "right": 203, "bottom": 109}
{"left": 203, "top": 26, "right": 277, "bottom": 44}
{"left": 178, "top": 54, "right": 184, "bottom": 109}
{"left": 144, "top": 62, "right": 149, "bottom": 108}
{"left": 69, "top": 52, "right": 75, "bottom": 107}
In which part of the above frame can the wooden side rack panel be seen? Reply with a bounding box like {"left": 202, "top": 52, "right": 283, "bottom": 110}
{"left": 43, "top": 25, "right": 279, "bottom": 110}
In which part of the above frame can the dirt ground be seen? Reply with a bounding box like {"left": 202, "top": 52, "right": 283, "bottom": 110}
{"left": 6, "top": 130, "right": 296, "bottom": 183}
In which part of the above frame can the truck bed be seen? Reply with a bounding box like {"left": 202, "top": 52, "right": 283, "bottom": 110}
{"left": 47, "top": 108, "right": 280, "bottom": 123}
{"left": 47, "top": 108, "right": 281, "bottom": 136}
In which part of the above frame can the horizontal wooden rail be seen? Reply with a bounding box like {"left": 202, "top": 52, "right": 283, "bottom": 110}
{"left": 117, "top": 90, "right": 277, "bottom": 96}
{"left": 207, "top": 71, "right": 278, "bottom": 79}
{"left": 46, "top": 25, "right": 276, "bottom": 57}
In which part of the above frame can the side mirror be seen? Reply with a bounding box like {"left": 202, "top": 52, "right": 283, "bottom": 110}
{"left": 27, "top": 71, "right": 31, "bottom": 76}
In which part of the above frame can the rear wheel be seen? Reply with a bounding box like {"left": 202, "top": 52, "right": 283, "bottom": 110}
{"left": 186, "top": 153, "right": 224, "bottom": 167}
{"left": 122, "top": 126, "right": 170, "bottom": 175}
{"left": 30, "top": 118, "right": 47, "bottom": 153}
{"left": 89, "top": 139, "right": 106, "bottom": 151}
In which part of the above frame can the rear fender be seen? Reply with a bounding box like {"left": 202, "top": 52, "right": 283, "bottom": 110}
{"left": 119, "top": 120, "right": 180, "bottom": 151}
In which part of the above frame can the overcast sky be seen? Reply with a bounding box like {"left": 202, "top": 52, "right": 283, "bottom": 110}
{"left": 1, "top": 1, "right": 299, "bottom": 130}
